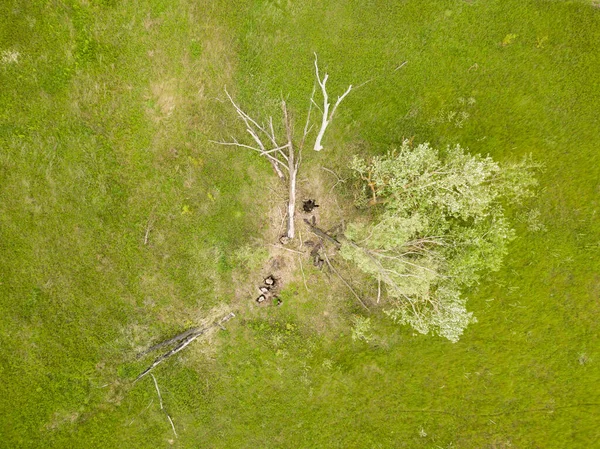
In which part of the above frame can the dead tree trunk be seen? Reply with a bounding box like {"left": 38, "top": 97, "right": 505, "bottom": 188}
{"left": 211, "top": 54, "right": 352, "bottom": 242}
{"left": 313, "top": 53, "right": 353, "bottom": 152}
{"left": 282, "top": 100, "right": 298, "bottom": 239}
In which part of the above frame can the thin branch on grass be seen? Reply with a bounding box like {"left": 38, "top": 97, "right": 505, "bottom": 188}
{"left": 128, "top": 399, "right": 154, "bottom": 426}
{"left": 354, "top": 60, "right": 408, "bottom": 90}
{"left": 320, "top": 166, "right": 347, "bottom": 193}
{"left": 268, "top": 243, "right": 304, "bottom": 254}
{"left": 323, "top": 251, "right": 369, "bottom": 312}
{"left": 299, "top": 257, "right": 310, "bottom": 292}
{"left": 143, "top": 206, "right": 157, "bottom": 245}
{"left": 151, "top": 374, "right": 178, "bottom": 438}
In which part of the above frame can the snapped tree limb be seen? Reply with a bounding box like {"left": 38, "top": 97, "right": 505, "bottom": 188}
{"left": 313, "top": 53, "right": 353, "bottom": 152}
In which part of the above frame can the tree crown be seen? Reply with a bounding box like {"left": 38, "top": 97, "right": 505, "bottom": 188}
{"left": 342, "top": 141, "right": 537, "bottom": 342}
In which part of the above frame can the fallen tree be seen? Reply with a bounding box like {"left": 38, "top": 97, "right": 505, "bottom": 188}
{"left": 336, "top": 141, "right": 537, "bottom": 341}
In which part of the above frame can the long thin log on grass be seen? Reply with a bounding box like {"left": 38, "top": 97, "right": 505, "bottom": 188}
{"left": 134, "top": 329, "right": 206, "bottom": 383}
{"left": 282, "top": 100, "right": 299, "bottom": 239}
{"left": 323, "top": 252, "right": 369, "bottom": 312}
{"left": 137, "top": 327, "right": 202, "bottom": 359}
{"left": 134, "top": 313, "right": 236, "bottom": 382}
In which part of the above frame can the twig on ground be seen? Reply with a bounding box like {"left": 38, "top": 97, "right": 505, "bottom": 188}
{"left": 320, "top": 166, "right": 347, "bottom": 193}
{"left": 151, "top": 374, "right": 178, "bottom": 438}
{"left": 377, "top": 277, "right": 381, "bottom": 304}
{"left": 276, "top": 207, "right": 287, "bottom": 240}
{"left": 299, "top": 257, "right": 310, "bottom": 292}
{"left": 268, "top": 243, "right": 304, "bottom": 254}
{"left": 143, "top": 207, "right": 157, "bottom": 245}
{"left": 128, "top": 399, "right": 154, "bottom": 426}
{"left": 354, "top": 60, "right": 408, "bottom": 90}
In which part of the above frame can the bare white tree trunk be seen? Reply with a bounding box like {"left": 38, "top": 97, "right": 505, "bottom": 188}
{"left": 313, "top": 53, "right": 353, "bottom": 152}
{"left": 287, "top": 167, "right": 297, "bottom": 238}
{"left": 282, "top": 100, "right": 298, "bottom": 239}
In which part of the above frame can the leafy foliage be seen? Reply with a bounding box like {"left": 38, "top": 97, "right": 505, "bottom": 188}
{"left": 341, "top": 141, "right": 537, "bottom": 342}
{"left": 350, "top": 315, "right": 373, "bottom": 343}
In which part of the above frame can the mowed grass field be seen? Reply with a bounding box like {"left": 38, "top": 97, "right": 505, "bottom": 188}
{"left": 1, "top": 0, "right": 599, "bottom": 447}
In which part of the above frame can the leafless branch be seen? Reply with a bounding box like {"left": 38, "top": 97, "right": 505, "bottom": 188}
{"left": 225, "top": 88, "right": 277, "bottom": 148}
{"left": 313, "top": 53, "right": 353, "bottom": 151}
{"left": 151, "top": 374, "right": 177, "bottom": 438}
{"left": 217, "top": 88, "right": 287, "bottom": 180}
{"left": 299, "top": 257, "right": 310, "bottom": 292}
{"left": 354, "top": 60, "right": 408, "bottom": 90}
{"left": 300, "top": 84, "right": 316, "bottom": 150}
{"left": 282, "top": 99, "right": 299, "bottom": 239}
{"left": 320, "top": 166, "right": 347, "bottom": 193}
{"left": 303, "top": 218, "right": 341, "bottom": 248}
{"left": 268, "top": 243, "right": 304, "bottom": 254}
{"left": 143, "top": 210, "right": 156, "bottom": 245}
{"left": 323, "top": 251, "right": 369, "bottom": 312}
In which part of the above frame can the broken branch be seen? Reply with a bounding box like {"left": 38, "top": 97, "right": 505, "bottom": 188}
{"left": 151, "top": 374, "right": 178, "bottom": 438}
{"left": 313, "top": 53, "right": 353, "bottom": 151}
{"left": 323, "top": 251, "right": 370, "bottom": 312}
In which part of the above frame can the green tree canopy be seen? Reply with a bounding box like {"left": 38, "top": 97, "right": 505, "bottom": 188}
{"left": 341, "top": 141, "right": 537, "bottom": 342}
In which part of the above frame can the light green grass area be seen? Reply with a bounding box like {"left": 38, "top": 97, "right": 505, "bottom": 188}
{"left": 1, "top": 0, "right": 599, "bottom": 447}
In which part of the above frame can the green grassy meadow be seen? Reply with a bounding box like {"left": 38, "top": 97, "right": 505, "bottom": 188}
{"left": 1, "top": 0, "right": 599, "bottom": 447}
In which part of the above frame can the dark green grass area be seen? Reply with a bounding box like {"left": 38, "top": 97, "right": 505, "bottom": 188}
{"left": 1, "top": 0, "right": 599, "bottom": 447}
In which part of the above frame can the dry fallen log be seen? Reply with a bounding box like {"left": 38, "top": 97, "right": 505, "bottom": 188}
{"left": 135, "top": 330, "right": 205, "bottom": 382}
{"left": 137, "top": 327, "right": 201, "bottom": 359}
{"left": 135, "top": 313, "right": 236, "bottom": 382}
